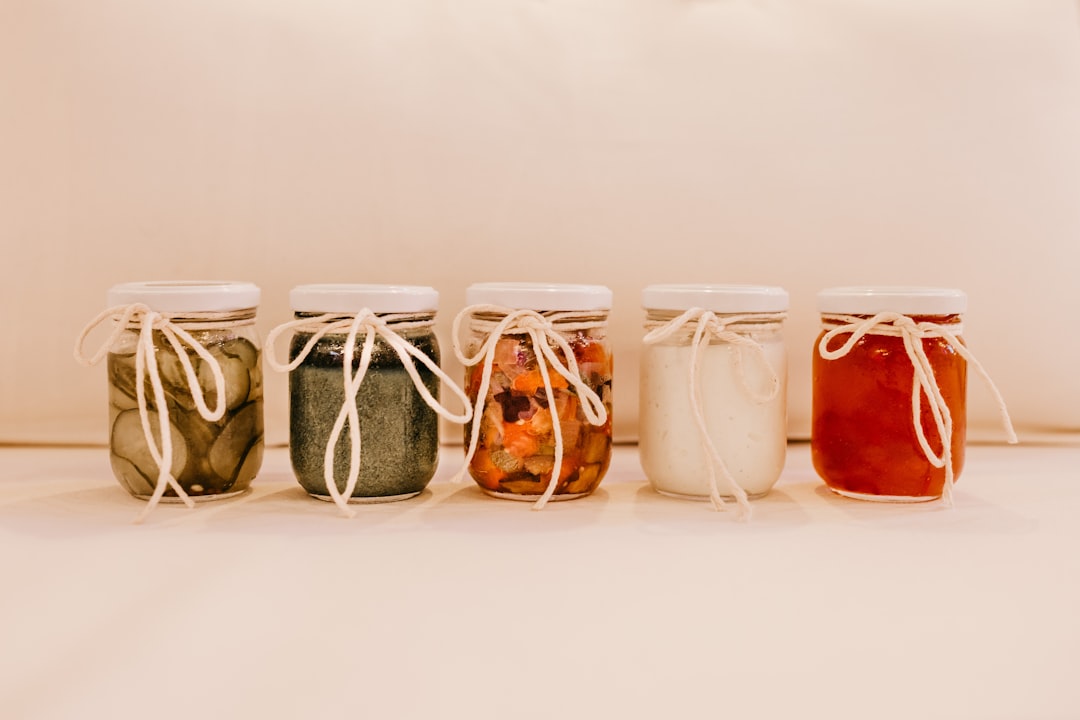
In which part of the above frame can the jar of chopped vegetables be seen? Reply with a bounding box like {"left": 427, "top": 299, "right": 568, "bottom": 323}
{"left": 812, "top": 286, "right": 1016, "bottom": 503}
{"left": 75, "top": 281, "right": 264, "bottom": 521}
{"left": 454, "top": 283, "right": 614, "bottom": 509}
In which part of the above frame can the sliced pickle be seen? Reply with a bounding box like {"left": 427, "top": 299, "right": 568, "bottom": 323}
{"left": 220, "top": 337, "right": 258, "bottom": 366}
{"left": 231, "top": 438, "right": 264, "bottom": 489}
{"left": 191, "top": 338, "right": 258, "bottom": 411}
{"left": 108, "top": 355, "right": 139, "bottom": 405}
{"left": 210, "top": 402, "right": 261, "bottom": 482}
{"left": 110, "top": 455, "right": 156, "bottom": 496}
{"left": 197, "top": 354, "right": 251, "bottom": 411}
{"left": 156, "top": 344, "right": 186, "bottom": 390}
{"left": 111, "top": 409, "right": 188, "bottom": 483}
{"left": 108, "top": 380, "right": 138, "bottom": 411}
{"left": 150, "top": 344, "right": 200, "bottom": 411}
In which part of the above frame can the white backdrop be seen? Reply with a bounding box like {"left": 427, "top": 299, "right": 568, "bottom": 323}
{"left": 2, "top": 0, "right": 1079, "bottom": 445}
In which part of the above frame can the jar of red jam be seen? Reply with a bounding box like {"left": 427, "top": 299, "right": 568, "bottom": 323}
{"left": 454, "top": 282, "right": 613, "bottom": 509}
{"left": 812, "top": 287, "right": 971, "bottom": 502}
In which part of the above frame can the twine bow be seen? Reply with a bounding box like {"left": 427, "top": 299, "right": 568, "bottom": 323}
{"left": 452, "top": 305, "right": 608, "bottom": 510}
{"left": 644, "top": 309, "right": 785, "bottom": 519}
{"left": 75, "top": 304, "right": 229, "bottom": 523}
{"left": 266, "top": 310, "right": 471, "bottom": 517}
{"left": 819, "top": 312, "right": 1017, "bottom": 505}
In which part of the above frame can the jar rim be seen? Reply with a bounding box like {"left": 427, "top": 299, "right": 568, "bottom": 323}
{"left": 818, "top": 286, "right": 967, "bottom": 315}
{"left": 642, "top": 284, "right": 788, "bottom": 313}
{"left": 290, "top": 284, "right": 438, "bottom": 314}
{"left": 107, "top": 281, "right": 260, "bottom": 313}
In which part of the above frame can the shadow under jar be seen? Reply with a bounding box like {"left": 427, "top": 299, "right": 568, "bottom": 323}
{"left": 459, "top": 282, "right": 614, "bottom": 502}
{"left": 812, "top": 286, "right": 968, "bottom": 502}
{"left": 105, "top": 281, "right": 264, "bottom": 501}
{"left": 285, "top": 284, "right": 445, "bottom": 503}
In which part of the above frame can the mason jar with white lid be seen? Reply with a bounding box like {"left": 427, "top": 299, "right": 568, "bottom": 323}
{"left": 75, "top": 281, "right": 264, "bottom": 520}
{"left": 454, "top": 282, "right": 614, "bottom": 509}
{"left": 640, "top": 284, "right": 788, "bottom": 513}
{"left": 265, "top": 284, "right": 470, "bottom": 515}
{"left": 812, "top": 285, "right": 1016, "bottom": 503}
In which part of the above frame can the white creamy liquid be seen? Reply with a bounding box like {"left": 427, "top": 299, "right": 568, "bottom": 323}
{"left": 639, "top": 332, "right": 787, "bottom": 498}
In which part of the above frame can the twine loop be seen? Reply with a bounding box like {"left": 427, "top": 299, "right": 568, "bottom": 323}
{"left": 819, "top": 312, "right": 1018, "bottom": 505}
{"left": 74, "top": 304, "right": 239, "bottom": 523}
{"left": 265, "top": 310, "right": 471, "bottom": 517}
{"left": 644, "top": 309, "right": 786, "bottom": 518}
{"left": 452, "top": 305, "right": 609, "bottom": 510}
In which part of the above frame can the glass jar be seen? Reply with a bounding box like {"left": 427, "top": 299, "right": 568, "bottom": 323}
{"left": 812, "top": 287, "right": 969, "bottom": 502}
{"left": 83, "top": 281, "right": 264, "bottom": 506}
{"left": 639, "top": 285, "right": 788, "bottom": 508}
{"left": 456, "top": 282, "right": 614, "bottom": 506}
{"left": 269, "top": 284, "right": 469, "bottom": 508}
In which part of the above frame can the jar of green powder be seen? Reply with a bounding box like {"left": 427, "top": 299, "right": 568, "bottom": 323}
{"left": 266, "top": 285, "right": 471, "bottom": 515}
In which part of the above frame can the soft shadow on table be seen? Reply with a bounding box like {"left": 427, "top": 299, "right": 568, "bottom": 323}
{"left": 0, "top": 469, "right": 446, "bottom": 537}
{"left": 810, "top": 485, "right": 1039, "bottom": 535}
{"left": 631, "top": 484, "right": 812, "bottom": 534}
{"left": 417, "top": 484, "right": 613, "bottom": 534}
{"left": 0, "top": 485, "right": 209, "bottom": 538}
{"left": 200, "top": 484, "right": 438, "bottom": 534}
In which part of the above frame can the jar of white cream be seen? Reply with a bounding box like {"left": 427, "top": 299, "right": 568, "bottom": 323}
{"left": 639, "top": 284, "right": 789, "bottom": 515}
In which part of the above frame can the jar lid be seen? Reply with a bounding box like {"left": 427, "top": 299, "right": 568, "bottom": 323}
{"left": 642, "top": 284, "right": 789, "bottom": 313}
{"left": 107, "top": 281, "right": 261, "bottom": 312}
{"left": 818, "top": 286, "right": 967, "bottom": 315}
{"left": 466, "top": 282, "right": 612, "bottom": 311}
{"left": 290, "top": 284, "right": 439, "bottom": 314}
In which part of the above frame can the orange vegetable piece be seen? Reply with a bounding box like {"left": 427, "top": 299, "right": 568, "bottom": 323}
{"left": 511, "top": 368, "right": 567, "bottom": 396}
{"left": 572, "top": 337, "right": 608, "bottom": 366}
{"left": 553, "top": 392, "right": 579, "bottom": 421}
{"left": 470, "top": 446, "right": 506, "bottom": 491}
{"left": 511, "top": 370, "right": 543, "bottom": 396}
{"left": 527, "top": 407, "right": 553, "bottom": 437}
{"left": 502, "top": 422, "right": 542, "bottom": 458}
{"left": 554, "top": 453, "right": 580, "bottom": 490}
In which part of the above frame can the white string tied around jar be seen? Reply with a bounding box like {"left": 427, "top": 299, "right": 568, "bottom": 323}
{"left": 265, "top": 310, "right": 472, "bottom": 518}
{"left": 451, "top": 305, "right": 609, "bottom": 511}
{"left": 819, "top": 312, "right": 1018, "bottom": 507}
{"left": 75, "top": 303, "right": 232, "bottom": 523}
{"left": 643, "top": 308, "right": 785, "bottom": 519}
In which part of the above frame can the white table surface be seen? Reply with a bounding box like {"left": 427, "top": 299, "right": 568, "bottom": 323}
{"left": 1, "top": 442, "right": 1078, "bottom": 720}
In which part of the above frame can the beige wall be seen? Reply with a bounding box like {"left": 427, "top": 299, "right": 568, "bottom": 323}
{"left": 3, "top": 1, "right": 1079, "bottom": 445}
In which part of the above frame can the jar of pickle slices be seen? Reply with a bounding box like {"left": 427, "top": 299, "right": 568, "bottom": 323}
{"left": 454, "top": 283, "right": 614, "bottom": 508}
{"left": 812, "top": 286, "right": 1015, "bottom": 503}
{"left": 75, "top": 281, "right": 264, "bottom": 518}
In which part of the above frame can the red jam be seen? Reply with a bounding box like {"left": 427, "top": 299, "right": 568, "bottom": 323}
{"left": 811, "top": 314, "right": 967, "bottom": 500}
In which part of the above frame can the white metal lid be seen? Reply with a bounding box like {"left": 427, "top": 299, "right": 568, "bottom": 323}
{"left": 107, "top": 281, "right": 261, "bottom": 312}
{"left": 642, "top": 284, "right": 789, "bottom": 313}
{"left": 818, "top": 286, "right": 967, "bottom": 315}
{"left": 466, "top": 282, "right": 612, "bottom": 311}
{"left": 290, "top": 284, "right": 439, "bottom": 314}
